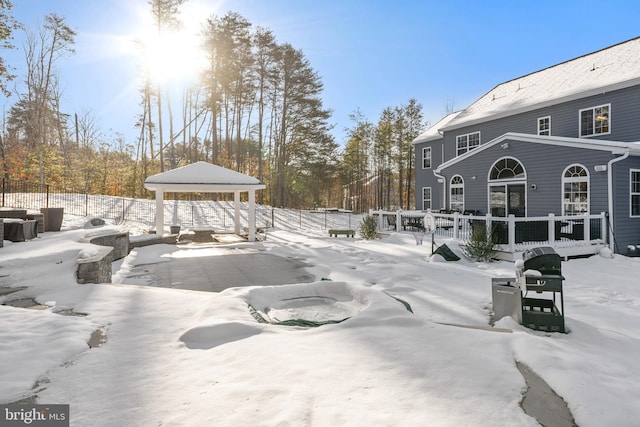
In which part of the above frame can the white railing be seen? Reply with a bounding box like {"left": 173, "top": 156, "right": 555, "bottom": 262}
{"left": 370, "top": 209, "right": 608, "bottom": 254}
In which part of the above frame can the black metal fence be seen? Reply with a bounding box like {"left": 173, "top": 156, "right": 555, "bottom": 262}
{"left": 1, "top": 178, "right": 363, "bottom": 232}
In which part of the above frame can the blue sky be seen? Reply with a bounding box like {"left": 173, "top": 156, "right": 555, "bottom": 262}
{"left": 4, "top": 0, "right": 640, "bottom": 148}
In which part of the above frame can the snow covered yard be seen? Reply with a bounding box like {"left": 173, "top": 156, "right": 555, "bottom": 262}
{"left": 1, "top": 217, "right": 639, "bottom": 426}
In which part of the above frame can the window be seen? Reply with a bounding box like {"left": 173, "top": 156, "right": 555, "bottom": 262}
{"left": 490, "top": 157, "right": 525, "bottom": 180}
{"left": 422, "top": 147, "right": 432, "bottom": 169}
{"left": 631, "top": 169, "right": 640, "bottom": 217}
{"left": 456, "top": 132, "right": 480, "bottom": 156}
{"left": 488, "top": 158, "right": 527, "bottom": 217}
{"left": 450, "top": 175, "right": 464, "bottom": 212}
{"left": 580, "top": 104, "right": 610, "bottom": 137}
{"left": 538, "top": 116, "right": 550, "bottom": 136}
{"left": 563, "top": 165, "right": 589, "bottom": 215}
{"left": 422, "top": 187, "right": 432, "bottom": 210}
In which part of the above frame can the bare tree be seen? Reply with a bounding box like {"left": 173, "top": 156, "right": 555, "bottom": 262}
{"left": 8, "top": 14, "right": 75, "bottom": 187}
{"left": 0, "top": 0, "right": 21, "bottom": 97}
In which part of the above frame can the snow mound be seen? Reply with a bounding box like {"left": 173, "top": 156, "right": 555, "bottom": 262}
{"left": 179, "top": 322, "right": 263, "bottom": 350}
{"left": 231, "top": 281, "right": 412, "bottom": 327}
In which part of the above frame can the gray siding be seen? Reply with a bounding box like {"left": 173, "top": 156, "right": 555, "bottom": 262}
{"left": 414, "top": 139, "right": 445, "bottom": 210}
{"left": 439, "top": 139, "right": 615, "bottom": 216}
{"left": 612, "top": 157, "right": 640, "bottom": 254}
{"left": 443, "top": 85, "right": 640, "bottom": 158}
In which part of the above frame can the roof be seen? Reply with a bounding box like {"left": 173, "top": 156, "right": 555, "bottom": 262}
{"left": 144, "top": 161, "right": 265, "bottom": 192}
{"left": 442, "top": 37, "right": 640, "bottom": 132}
{"left": 436, "top": 133, "right": 640, "bottom": 172}
{"left": 411, "top": 111, "right": 462, "bottom": 145}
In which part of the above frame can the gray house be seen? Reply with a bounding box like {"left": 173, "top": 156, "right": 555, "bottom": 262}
{"left": 413, "top": 37, "right": 640, "bottom": 256}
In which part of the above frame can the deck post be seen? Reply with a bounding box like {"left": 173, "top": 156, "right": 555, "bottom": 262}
{"left": 583, "top": 214, "right": 590, "bottom": 242}
{"left": 155, "top": 190, "right": 164, "bottom": 236}
{"left": 453, "top": 212, "right": 460, "bottom": 239}
{"left": 396, "top": 210, "right": 402, "bottom": 232}
{"left": 507, "top": 214, "right": 516, "bottom": 252}
{"left": 600, "top": 212, "right": 607, "bottom": 245}
{"left": 234, "top": 190, "right": 241, "bottom": 235}
{"left": 376, "top": 210, "right": 383, "bottom": 230}
{"left": 548, "top": 213, "right": 556, "bottom": 245}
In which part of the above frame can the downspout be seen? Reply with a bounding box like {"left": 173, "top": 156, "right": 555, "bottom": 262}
{"left": 432, "top": 133, "right": 446, "bottom": 211}
{"left": 606, "top": 149, "right": 630, "bottom": 252}
{"left": 433, "top": 168, "right": 446, "bottom": 211}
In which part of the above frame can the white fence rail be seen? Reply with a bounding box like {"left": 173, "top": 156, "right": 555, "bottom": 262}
{"left": 371, "top": 209, "right": 608, "bottom": 257}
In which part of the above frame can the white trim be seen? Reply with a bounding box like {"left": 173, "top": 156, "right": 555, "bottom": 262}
{"left": 631, "top": 168, "right": 640, "bottom": 218}
{"left": 561, "top": 164, "right": 590, "bottom": 216}
{"left": 487, "top": 182, "right": 528, "bottom": 218}
{"left": 579, "top": 103, "right": 611, "bottom": 138}
{"left": 487, "top": 156, "right": 527, "bottom": 182}
{"left": 455, "top": 131, "right": 481, "bottom": 156}
{"left": 436, "top": 132, "right": 634, "bottom": 173}
{"left": 422, "top": 187, "right": 432, "bottom": 210}
{"left": 607, "top": 149, "right": 631, "bottom": 248}
{"left": 487, "top": 157, "right": 528, "bottom": 217}
{"left": 449, "top": 175, "right": 464, "bottom": 212}
{"left": 537, "top": 116, "right": 551, "bottom": 136}
{"left": 422, "top": 146, "right": 432, "bottom": 169}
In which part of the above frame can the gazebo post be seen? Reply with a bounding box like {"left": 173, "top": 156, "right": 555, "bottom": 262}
{"left": 155, "top": 190, "right": 165, "bottom": 235}
{"left": 249, "top": 189, "right": 256, "bottom": 242}
{"left": 234, "top": 190, "right": 241, "bottom": 235}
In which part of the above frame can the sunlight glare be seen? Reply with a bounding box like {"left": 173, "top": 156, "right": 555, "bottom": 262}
{"left": 139, "top": 27, "right": 203, "bottom": 86}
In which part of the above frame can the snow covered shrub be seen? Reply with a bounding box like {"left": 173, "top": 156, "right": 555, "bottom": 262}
{"left": 465, "top": 224, "right": 497, "bottom": 261}
{"left": 359, "top": 215, "right": 378, "bottom": 240}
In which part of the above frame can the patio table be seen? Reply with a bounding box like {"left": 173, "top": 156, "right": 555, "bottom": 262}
{"left": 3, "top": 219, "right": 38, "bottom": 242}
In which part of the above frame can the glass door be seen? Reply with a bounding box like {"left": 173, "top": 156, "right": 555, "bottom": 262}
{"left": 508, "top": 184, "right": 526, "bottom": 217}
{"left": 490, "top": 184, "right": 525, "bottom": 217}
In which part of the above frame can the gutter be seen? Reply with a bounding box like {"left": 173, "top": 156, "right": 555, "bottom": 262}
{"left": 606, "top": 149, "right": 631, "bottom": 251}
{"left": 432, "top": 169, "right": 447, "bottom": 211}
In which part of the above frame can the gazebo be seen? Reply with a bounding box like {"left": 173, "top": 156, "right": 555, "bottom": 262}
{"left": 144, "top": 161, "right": 266, "bottom": 241}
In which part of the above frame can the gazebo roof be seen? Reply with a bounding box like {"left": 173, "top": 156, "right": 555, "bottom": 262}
{"left": 144, "top": 161, "right": 265, "bottom": 192}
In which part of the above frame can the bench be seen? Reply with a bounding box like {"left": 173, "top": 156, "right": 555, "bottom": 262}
{"left": 329, "top": 229, "right": 355, "bottom": 238}
{"left": 192, "top": 228, "right": 216, "bottom": 242}
{"left": 0, "top": 209, "right": 27, "bottom": 220}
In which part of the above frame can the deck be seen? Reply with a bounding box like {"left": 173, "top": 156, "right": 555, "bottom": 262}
{"left": 371, "top": 210, "right": 608, "bottom": 261}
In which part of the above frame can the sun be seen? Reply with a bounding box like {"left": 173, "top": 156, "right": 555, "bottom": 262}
{"left": 138, "top": 27, "right": 203, "bottom": 86}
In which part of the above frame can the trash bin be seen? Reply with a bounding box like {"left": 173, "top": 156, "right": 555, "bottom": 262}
{"left": 491, "top": 277, "right": 522, "bottom": 324}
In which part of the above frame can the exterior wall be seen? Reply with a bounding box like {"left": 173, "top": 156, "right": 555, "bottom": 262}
{"left": 414, "top": 139, "right": 445, "bottom": 210}
{"left": 439, "top": 138, "right": 616, "bottom": 216}
{"left": 612, "top": 157, "right": 640, "bottom": 255}
{"left": 443, "top": 85, "right": 640, "bottom": 159}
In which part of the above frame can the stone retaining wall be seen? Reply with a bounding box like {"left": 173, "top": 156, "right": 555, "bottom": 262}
{"left": 76, "top": 231, "right": 130, "bottom": 284}
{"left": 76, "top": 246, "right": 114, "bottom": 284}
{"left": 88, "top": 232, "right": 129, "bottom": 260}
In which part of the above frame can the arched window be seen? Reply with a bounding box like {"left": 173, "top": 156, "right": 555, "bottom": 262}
{"left": 563, "top": 165, "right": 589, "bottom": 215}
{"left": 490, "top": 158, "right": 525, "bottom": 180}
{"left": 450, "top": 175, "right": 464, "bottom": 212}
